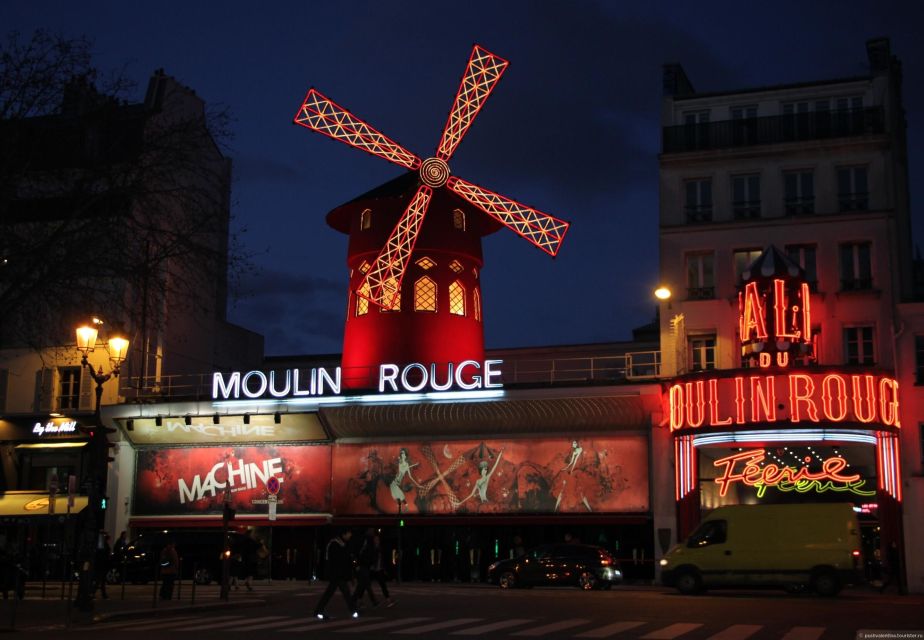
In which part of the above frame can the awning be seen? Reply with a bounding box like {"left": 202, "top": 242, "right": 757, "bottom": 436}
{"left": 0, "top": 492, "right": 88, "bottom": 519}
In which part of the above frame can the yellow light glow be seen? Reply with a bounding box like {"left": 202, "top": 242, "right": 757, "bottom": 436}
{"left": 108, "top": 335, "right": 130, "bottom": 364}
{"left": 654, "top": 287, "right": 672, "bottom": 301}
{"left": 75, "top": 324, "right": 99, "bottom": 353}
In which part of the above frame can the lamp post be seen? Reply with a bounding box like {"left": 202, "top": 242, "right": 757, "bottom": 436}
{"left": 73, "top": 318, "right": 129, "bottom": 612}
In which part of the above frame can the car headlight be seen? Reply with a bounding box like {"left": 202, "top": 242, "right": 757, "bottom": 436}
{"left": 488, "top": 562, "right": 498, "bottom": 572}
{"left": 659, "top": 558, "right": 668, "bottom": 567}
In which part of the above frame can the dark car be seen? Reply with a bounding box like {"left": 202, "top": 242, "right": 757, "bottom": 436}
{"left": 487, "top": 543, "right": 622, "bottom": 590}
{"left": 107, "top": 529, "right": 250, "bottom": 585}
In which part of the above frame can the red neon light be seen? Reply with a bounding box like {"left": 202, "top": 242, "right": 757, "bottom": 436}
{"left": 667, "top": 372, "right": 901, "bottom": 432}
{"left": 713, "top": 449, "right": 861, "bottom": 498}
{"left": 295, "top": 45, "right": 570, "bottom": 307}
{"left": 789, "top": 374, "right": 819, "bottom": 422}
{"left": 801, "top": 282, "right": 812, "bottom": 342}
{"left": 749, "top": 376, "right": 776, "bottom": 423}
{"left": 773, "top": 279, "right": 798, "bottom": 340}
{"left": 740, "top": 282, "right": 768, "bottom": 342}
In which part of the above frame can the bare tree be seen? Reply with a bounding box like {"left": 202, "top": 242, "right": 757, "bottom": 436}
{"left": 0, "top": 30, "right": 250, "bottom": 378}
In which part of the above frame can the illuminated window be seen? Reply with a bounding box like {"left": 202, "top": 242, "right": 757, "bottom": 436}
{"left": 449, "top": 281, "right": 465, "bottom": 316}
{"left": 844, "top": 326, "right": 874, "bottom": 365}
{"left": 414, "top": 277, "right": 437, "bottom": 312}
{"left": 356, "top": 281, "right": 370, "bottom": 316}
{"left": 684, "top": 178, "right": 712, "bottom": 223}
{"left": 449, "top": 260, "right": 463, "bottom": 273}
{"left": 839, "top": 242, "right": 872, "bottom": 290}
{"left": 360, "top": 208, "right": 372, "bottom": 230}
{"left": 474, "top": 288, "right": 481, "bottom": 322}
{"left": 359, "top": 261, "right": 371, "bottom": 274}
{"left": 453, "top": 208, "right": 466, "bottom": 231}
{"left": 915, "top": 336, "right": 924, "bottom": 384}
{"left": 733, "top": 248, "right": 762, "bottom": 283}
{"left": 416, "top": 257, "right": 436, "bottom": 270}
{"left": 57, "top": 367, "right": 81, "bottom": 410}
{"left": 381, "top": 277, "right": 400, "bottom": 312}
{"left": 686, "top": 252, "right": 714, "bottom": 300}
{"left": 689, "top": 335, "right": 716, "bottom": 371}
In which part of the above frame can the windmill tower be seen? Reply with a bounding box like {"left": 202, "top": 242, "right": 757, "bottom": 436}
{"left": 295, "top": 46, "right": 570, "bottom": 389}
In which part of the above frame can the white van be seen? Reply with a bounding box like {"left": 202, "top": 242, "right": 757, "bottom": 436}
{"left": 660, "top": 503, "right": 864, "bottom": 596}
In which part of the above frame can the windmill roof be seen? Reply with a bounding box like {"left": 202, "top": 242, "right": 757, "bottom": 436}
{"left": 740, "top": 245, "right": 805, "bottom": 281}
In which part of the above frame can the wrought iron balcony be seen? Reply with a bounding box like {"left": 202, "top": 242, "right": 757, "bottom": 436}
{"left": 732, "top": 200, "right": 761, "bottom": 219}
{"left": 663, "top": 107, "right": 885, "bottom": 153}
{"left": 687, "top": 286, "right": 715, "bottom": 300}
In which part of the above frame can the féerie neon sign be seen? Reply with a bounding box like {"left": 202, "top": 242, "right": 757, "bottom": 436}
{"left": 668, "top": 372, "right": 900, "bottom": 432}
{"left": 713, "top": 448, "right": 875, "bottom": 498}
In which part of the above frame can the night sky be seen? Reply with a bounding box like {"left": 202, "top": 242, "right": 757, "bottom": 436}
{"left": 4, "top": 1, "right": 923, "bottom": 356}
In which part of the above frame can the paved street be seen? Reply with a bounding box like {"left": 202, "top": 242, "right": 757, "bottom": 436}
{"left": 1, "top": 581, "right": 921, "bottom": 639}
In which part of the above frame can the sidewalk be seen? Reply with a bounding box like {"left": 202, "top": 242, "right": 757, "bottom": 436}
{"left": 0, "top": 581, "right": 272, "bottom": 631}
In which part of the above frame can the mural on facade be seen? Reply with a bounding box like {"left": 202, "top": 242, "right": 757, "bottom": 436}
{"left": 133, "top": 445, "right": 331, "bottom": 515}
{"left": 332, "top": 437, "right": 648, "bottom": 515}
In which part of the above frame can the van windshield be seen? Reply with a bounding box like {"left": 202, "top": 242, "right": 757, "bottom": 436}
{"left": 687, "top": 519, "right": 727, "bottom": 548}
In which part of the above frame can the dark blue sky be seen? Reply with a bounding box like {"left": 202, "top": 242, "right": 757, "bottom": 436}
{"left": 4, "top": 1, "right": 923, "bottom": 356}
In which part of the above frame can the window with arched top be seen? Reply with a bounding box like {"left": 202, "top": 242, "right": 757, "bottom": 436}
{"left": 414, "top": 277, "right": 437, "bottom": 312}
{"left": 360, "top": 208, "right": 372, "bottom": 230}
{"left": 381, "top": 277, "right": 401, "bottom": 312}
{"left": 474, "top": 287, "right": 481, "bottom": 322}
{"left": 453, "top": 208, "right": 466, "bottom": 231}
{"left": 449, "top": 281, "right": 465, "bottom": 316}
{"left": 356, "top": 280, "right": 371, "bottom": 316}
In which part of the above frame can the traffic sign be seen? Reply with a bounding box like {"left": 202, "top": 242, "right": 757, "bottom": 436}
{"left": 266, "top": 476, "right": 280, "bottom": 495}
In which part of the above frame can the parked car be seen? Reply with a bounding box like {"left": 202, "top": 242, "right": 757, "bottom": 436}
{"left": 107, "top": 529, "right": 251, "bottom": 585}
{"left": 487, "top": 543, "right": 622, "bottom": 590}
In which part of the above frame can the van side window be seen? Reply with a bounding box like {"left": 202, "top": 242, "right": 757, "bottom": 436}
{"left": 687, "top": 520, "right": 727, "bottom": 548}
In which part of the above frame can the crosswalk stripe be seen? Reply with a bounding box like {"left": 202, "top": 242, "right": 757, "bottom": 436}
{"left": 512, "top": 618, "right": 591, "bottom": 636}
{"left": 217, "top": 615, "right": 291, "bottom": 631}
{"left": 92, "top": 614, "right": 201, "bottom": 630}
{"left": 125, "top": 614, "right": 244, "bottom": 631}
{"left": 640, "top": 623, "right": 704, "bottom": 639}
{"left": 392, "top": 618, "right": 485, "bottom": 634}
{"left": 279, "top": 616, "right": 382, "bottom": 632}
{"left": 451, "top": 619, "right": 534, "bottom": 635}
{"left": 780, "top": 628, "right": 825, "bottom": 640}
{"left": 182, "top": 615, "right": 280, "bottom": 631}
{"left": 337, "top": 617, "right": 432, "bottom": 633}
{"left": 706, "top": 624, "right": 763, "bottom": 640}
{"left": 574, "top": 621, "right": 647, "bottom": 638}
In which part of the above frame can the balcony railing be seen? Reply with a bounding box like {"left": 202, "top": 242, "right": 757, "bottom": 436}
{"left": 687, "top": 286, "right": 715, "bottom": 300}
{"left": 663, "top": 107, "right": 885, "bottom": 153}
{"left": 732, "top": 200, "right": 761, "bottom": 219}
{"left": 841, "top": 277, "right": 873, "bottom": 291}
{"left": 784, "top": 197, "right": 815, "bottom": 216}
{"left": 838, "top": 193, "right": 869, "bottom": 211}
{"left": 684, "top": 205, "right": 713, "bottom": 223}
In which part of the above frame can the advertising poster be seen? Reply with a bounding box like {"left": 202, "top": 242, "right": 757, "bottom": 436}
{"left": 133, "top": 445, "right": 331, "bottom": 516}
{"left": 332, "top": 437, "right": 649, "bottom": 515}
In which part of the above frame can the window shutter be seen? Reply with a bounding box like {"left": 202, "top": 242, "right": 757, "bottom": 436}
{"left": 35, "top": 368, "right": 54, "bottom": 412}
{"left": 79, "top": 366, "right": 94, "bottom": 411}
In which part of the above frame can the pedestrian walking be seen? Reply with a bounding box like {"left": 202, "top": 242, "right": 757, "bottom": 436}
{"left": 369, "top": 534, "right": 394, "bottom": 607}
{"left": 94, "top": 532, "right": 111, "bottom": 599}
{"left": 314, "top": 529, "right": 358, "bottom": 620}
{"left": 159, "top": 540, "right": 179, "bottom": 600}
{"left": 353, "top": 529, "right": 394, "bottom": 608}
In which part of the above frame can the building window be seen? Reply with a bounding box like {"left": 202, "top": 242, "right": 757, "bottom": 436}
{"left": 360, "top": 208, "right": 372, "bottom": 230}
{"left": 684, "top": 110, "right": 710, "bottom": 125}
{"left": 730, "top": 105, "right": 758, "bottom": 145}
{"left": 414, "top": 276, "right": 437, "bottom": 312}
{"left": 380, "top": 277, "right": 400, "bottom": 312}
{"left": 474, "top": 288, "right": 481, "bottom": 322}
{"left": 449, "top": 260, "right": 463, "bottom": 273}
{"left": 684, "top": 178, "right": 713, "bottom": 223}
{"left": 844, "top": 326, "right": 875, "bottom": 365}
{"left": 453, "top": 209, "right": 466, "bottom": 231}
{"left": 786, "top": 244, "right": 818, "bottom": 291}
{"left": 359, "top": 261, "right": 371, "bottom": 274}
{"left": 784, "top": 170, "right": 814, "bottom": 215}
{"left": 355, "top": 281, "right": 371, "bottom": 316}
{"left": 840, "top": 242, "right": 872, "bottom": 290}
{"left": 58, "top": 367, "right": 81, "bottom": 410}
{"left": 682, "top": 110, "right": 710, "bottom": 149}
{"left": 837, "top": 166, "right": 869, "bottom": 211}
{"left": 731, "top": 105, "right": 757, "bottom": 120}
{"left": 686, "top": 252, "right": 715, "bottom": 300}
{"left": 448, "top": 281, "right": 465, "bottom": 316}
{"left": 915, "top": 336, "right": 924, "bottom": 384}
{"left": 732, "top": 174, "right": 760, "bottom": 219}
{"left": 690, "top": 335, "right": 716, "bottom": 371}
{"left": 416, "top": 256, "right": 436, "bottom": 270}
{"left": 733, "top": 248, "right": 763, "bottom": 283}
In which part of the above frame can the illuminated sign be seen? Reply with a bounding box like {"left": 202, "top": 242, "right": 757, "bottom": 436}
{"left": 713, "top": 448, "right": 876, "bottom": 498}
{"left": 121, "top": 414, "right": 327, "bottom": 445}
{"left": 32, "top": 421, "right": 78, "bottom": 436}
{"left": 668, "top": 372, "right": 900, "bottom": 432}
{"left": 211, "top": 359, "right": 503, "bottom": 400}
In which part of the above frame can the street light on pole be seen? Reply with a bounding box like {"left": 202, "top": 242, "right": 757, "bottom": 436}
{"left": 73, "top": 317, "right": 129, "bottom": 612}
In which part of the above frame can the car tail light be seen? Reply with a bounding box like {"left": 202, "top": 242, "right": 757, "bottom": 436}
{"left": 852, "top": 549, "right": 861, "bottom": 569}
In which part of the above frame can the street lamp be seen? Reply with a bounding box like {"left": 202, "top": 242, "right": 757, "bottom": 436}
{"left": 654, "top": 286, "right": 672, "bottom": 301}
{"left": 73, "top": 317, "right": 129, "bottom": 612}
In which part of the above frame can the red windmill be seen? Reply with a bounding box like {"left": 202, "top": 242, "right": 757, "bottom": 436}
{"left": 295, "top": 45, "right": 570, "bottom": 389}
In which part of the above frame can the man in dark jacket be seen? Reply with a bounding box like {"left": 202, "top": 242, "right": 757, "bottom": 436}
{"left": 314, "top": 529, "right": 358, "bottom": 620}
